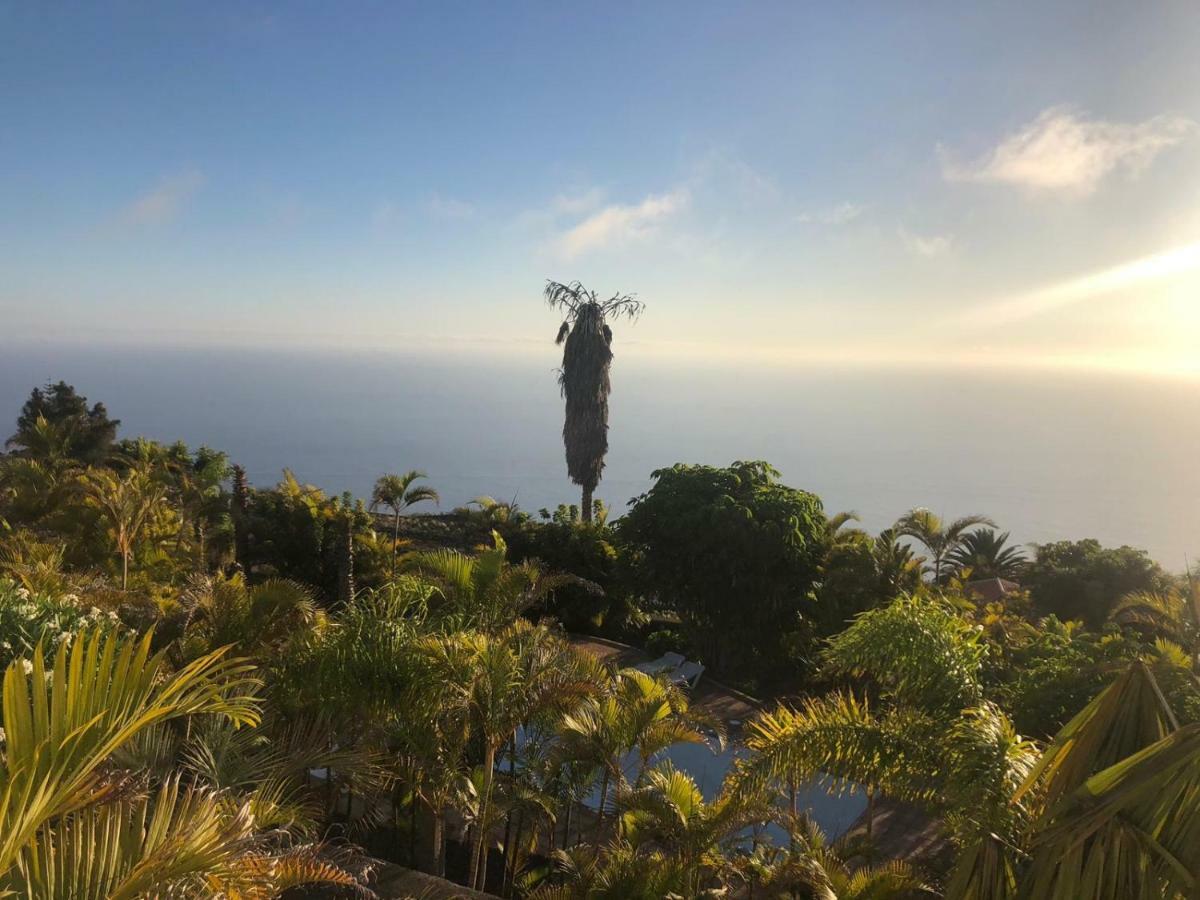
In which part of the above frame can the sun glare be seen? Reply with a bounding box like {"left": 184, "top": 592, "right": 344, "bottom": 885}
{"left": 961, "top": 240, "right": 1200, "bottom": 329}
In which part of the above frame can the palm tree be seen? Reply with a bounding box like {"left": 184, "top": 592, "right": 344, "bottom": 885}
{"left": 177, "top": 574, "right": 321, "bottom": 661}
{"left": 872, "top": 527, "right": 924, "bottom": 596}
{"left": 526, "top": 840, "right": 688, "bottom": 899}
{"left": 425, "top": 622, "right": 595, "bottom": 892}
{"left": 554, "top": 668, "right": 719, "bottom": 845}
{"left": 894, "top": 508, "right": 995, "bottom": 584}
{"left": 619, "top": 761, "right": 771, "bottom": 897}
{"left": 947, "top": 528, "right": 1028, "bottom": 581}
{"left": 0, "top": 628, "right": 370, "bottom": 897}
{"left": 1000, "top": 660, "right": 1200, "bottom": 900}
{"left": 370, "top": 470, "right": 440, "bottom": 581}
{"left": 1109, "top": 588, "right": 1200, "bottom": 654}
{"left": 77, "top": 465, "right": 169, "bottom": 589}
{"left": 406, "top": 531, "right": 595, "bottom": 632}
{"left": 738, "top": 814, "right": 934, "bottom": 899}
{"left": 544, "top": 280, "right": 644, "bottom": 523}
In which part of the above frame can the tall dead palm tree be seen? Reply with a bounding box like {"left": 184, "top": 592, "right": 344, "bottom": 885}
{"left": 545, "top": 280, "right": 643, "bottom": 523}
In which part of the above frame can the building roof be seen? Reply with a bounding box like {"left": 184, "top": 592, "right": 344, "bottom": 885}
{"left": 964, "top": 577, "right": 1020, "bottom": 604}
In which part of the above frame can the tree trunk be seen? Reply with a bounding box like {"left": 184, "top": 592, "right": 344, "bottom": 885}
{"left": 338, "top": 514, "right": 355, "bottom": 605}
{"left": 866, "top": 784, "right": 876, "bottom": 860}
{"left": 391, "top": 509, "right": 401, "bottom": 582}
{"left": 121, "top": 549, "right": 129, "bottom": 591}
{"left": 432, "top": 808, "right": 445, "bottom": 877}
{"left": 580, "top": 484, "right": 594, "bottom": 523}
{"left": 232, "top": 464, "right": 250, "bottom": 567}
{"left": 594, "top": 769, "right": 610, "bottom": 841}
{"left": 410, "top": 791, "right": 419, "bottom": 866}
{"left": 788, "top": 779, "right": 797, "bottom": 853}
{"left": 504, "top": 810, "right": 526, "bottom": 898}
{"left": 560, "top": 797, "right": 572, "bottom": 849}
{"left": 501, "top": 741, "right": 516, "bottom": 891}
{"left": 470, "top": 745, "right": 496, "bottom": 891}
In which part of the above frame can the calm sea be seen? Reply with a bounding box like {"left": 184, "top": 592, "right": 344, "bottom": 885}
{"left": 2, "top": 343, "right": 1197, "bottom": 570}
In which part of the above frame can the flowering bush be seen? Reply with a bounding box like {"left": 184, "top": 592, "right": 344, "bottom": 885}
{"left": 0, "top": 577, "right": 120, "bottom": 673}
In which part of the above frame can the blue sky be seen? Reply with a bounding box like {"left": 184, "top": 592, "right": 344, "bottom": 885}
{"left": 3, "top": 2, "right": 1200, "bottom": 373}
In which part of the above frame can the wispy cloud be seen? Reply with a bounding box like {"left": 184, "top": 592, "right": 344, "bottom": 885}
{"left": 117, "top": 169, "right": 204, "bottom": 226}
{"left": 796, "top": 202, "right": 863, "bottom": 225}
{"left": 940, "top": 106, "right": 1195, "bottom": 194}
{"left": 512, "top": 187, "right": 606, "bottom": 231}
{"left": 958, "top": 240, "right": 1200, "bottom": 328}
{"left": 554, "top": 188, "right": 689, "bottom": 259}
{"left": 428, "top": 192, "right": 476, "bottom": 220}
{"left": 899, "top": 226, "right": 953, "bottom": 257}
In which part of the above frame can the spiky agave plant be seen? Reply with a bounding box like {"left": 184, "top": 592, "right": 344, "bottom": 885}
{"left": 545, "top": 281, "right": 643, "bottom": 523}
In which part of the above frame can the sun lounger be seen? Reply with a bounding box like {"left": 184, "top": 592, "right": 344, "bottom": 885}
{"left": 671, "top": 660, "right": 705, "bottom": 688}
{"left": 634, "top": 651, "right": 685, "bottom": 675}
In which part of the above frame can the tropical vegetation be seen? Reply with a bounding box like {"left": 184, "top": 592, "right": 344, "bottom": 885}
{"left": 2, "top": 381, "right": 1199, "bottom": 898}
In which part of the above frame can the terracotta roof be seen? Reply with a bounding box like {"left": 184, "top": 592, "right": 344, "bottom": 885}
{"left": 841, "top": 797, "right": 953, "bottom": 868}
{"left": 964, "top": 577, "right": 1020, "bottom": 604}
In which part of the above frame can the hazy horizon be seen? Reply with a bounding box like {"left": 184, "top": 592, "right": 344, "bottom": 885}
{"left": 3, "top": 341, "right": 1197, "bottom": 570}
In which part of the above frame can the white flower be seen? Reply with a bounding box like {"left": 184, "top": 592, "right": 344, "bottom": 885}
{"left": 20, "top": 659, "right": 33, "bottom": 675}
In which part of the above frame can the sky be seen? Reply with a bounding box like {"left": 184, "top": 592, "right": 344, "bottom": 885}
{"left": 3, "top": 2, "right": 1200, "bottom": 375}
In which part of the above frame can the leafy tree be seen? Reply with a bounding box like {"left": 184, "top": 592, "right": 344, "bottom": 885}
{"left": 370, "top": 470, "right": 440, "bottom": 581}
{"left": 502, "top": 505, "right": 640, "bottom": 636}
{"left": 894, "top": 508, "right": 995, "bottom": 584}
{"left": 1024, "top": 538, "right": 1174, "bottom": 626}
{"left": 7, "top": 382, "right": 119, "bottom": 464}
{"left": 236, "top": 471, "right": 381, "bottom": 602}
{"left": 77, "top": 465, "right": 170, "bottom": 590}
{"left": 620, "top": 461, "right": 825, "bottom": 687}
{"left": 822, "top": 594, "right": 987, "bottom": 714}
{"left": 544, "top": 280, "right": 643, "bottom": 523}
{"left": 815, "top": 517, "right": 922, "bottom": 638}
{"left": 947, "top": 528, "right": 1028, "bottom": 581}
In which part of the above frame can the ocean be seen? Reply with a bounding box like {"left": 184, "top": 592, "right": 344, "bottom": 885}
{"left": 2, "top": 342, "right": 1197, "bottom": 570}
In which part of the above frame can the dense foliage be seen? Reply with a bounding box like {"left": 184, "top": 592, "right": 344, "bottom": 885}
{"left": 1023, "top": 538, "right": 1174, "bottom": 625}
{"left": 2, "top": 382, "right": 1200, "bottom": 899}
{"left": 621, "top": 461, "right": 827, "bottom": 686}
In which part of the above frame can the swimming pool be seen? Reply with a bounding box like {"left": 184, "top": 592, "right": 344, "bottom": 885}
{"left": 578, "top": 735, "right": 866, "bottom": 840}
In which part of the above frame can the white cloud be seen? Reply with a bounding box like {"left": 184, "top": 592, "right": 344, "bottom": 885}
{"left": 428, "top": 192, "right": 476, "bottom": 219}
{"left": 512, "top": 187, "right": 606, "bottom": 231}
{"left": 796, "top": 202, "right": 863, "bottom": 225}
{"left": 941, "top": 106, "right": 1195, "bottom": 194}
{"left": 554, "top": 189, "right": 688, "bottom": 259}
{"left": 117, "top": 169, "right": 204, "bottom": 226}
{"left": 547, "top": 187, "right": 606, "bottom": 217}
{"left": 899, "top": 227, "right": 953, "bottom": 258}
